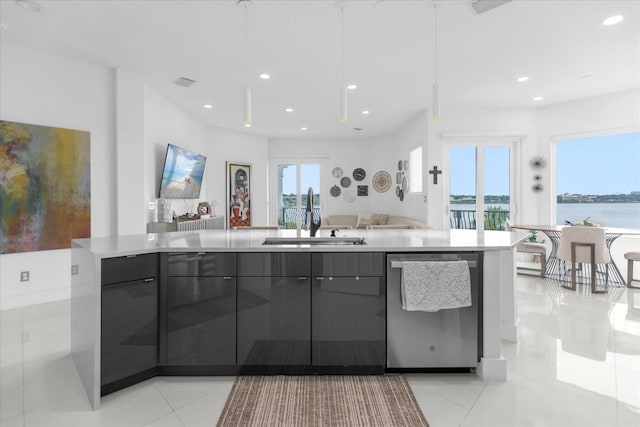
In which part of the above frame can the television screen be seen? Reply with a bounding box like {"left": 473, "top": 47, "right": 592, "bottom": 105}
{"left": 159, "top": 144, "right": 207, "bottom": 199}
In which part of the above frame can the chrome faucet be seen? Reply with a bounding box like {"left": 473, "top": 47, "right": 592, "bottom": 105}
{"left": 306, "top": 187, "right": 321, "bottom": 237}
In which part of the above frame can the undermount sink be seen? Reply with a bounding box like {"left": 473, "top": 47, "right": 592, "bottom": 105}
{"left": 262, "top": 237, "right": 367, "bottom": 246}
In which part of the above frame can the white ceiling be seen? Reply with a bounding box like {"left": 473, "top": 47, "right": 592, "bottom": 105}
{"left": 1, "top": 0, "right": 638, "bottom": 138}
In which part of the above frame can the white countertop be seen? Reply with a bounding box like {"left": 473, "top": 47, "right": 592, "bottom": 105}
{"left": 72, "top": 228, "right": 528, "bottom": 258}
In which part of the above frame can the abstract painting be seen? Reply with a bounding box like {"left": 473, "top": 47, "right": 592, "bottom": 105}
{"left": 0, "top": 120, "right": 91, "bottom": 254}
{"left": 227, "top": 162, "right": 251, "bottom": 228}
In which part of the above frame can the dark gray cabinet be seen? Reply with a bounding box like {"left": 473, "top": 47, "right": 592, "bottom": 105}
{"left": 311, "top": 253, "right": 386, "bottom": 370}
{"left": 237, "top": 253, "right": 311, "bottom": 368}
{"left": 164, "top": 253, "right": 236, "bottom": 367}
{"left": 101, "top": 254, "right": 158, "bottom": 395}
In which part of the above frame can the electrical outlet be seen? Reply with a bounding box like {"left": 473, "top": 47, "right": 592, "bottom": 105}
{"left": 20, "top": 271, "right": 30, "bottom": 282}
{"left": 71, "top": 265, "right": 79, "bottom": 275}
{"left": 147, "top": 201, "right": 156, "bottom": 210}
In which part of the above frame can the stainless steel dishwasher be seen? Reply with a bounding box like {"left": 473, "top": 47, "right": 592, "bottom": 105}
{"left": 386, "top": 253, "right": 482, "bottom": 370}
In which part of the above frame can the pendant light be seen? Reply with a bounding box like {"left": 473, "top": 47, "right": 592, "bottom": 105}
{"left": 432, "top": 2, "right": 440, "bottom": 121}
{"left": 338, "top": 1, "right": 347, "bottom": 122}
{"left": 240, "top": 0, "right": 252, "bottom": 128}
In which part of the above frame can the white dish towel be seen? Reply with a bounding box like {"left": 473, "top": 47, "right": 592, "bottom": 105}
{"left": 401, "top": 261, "right": 472, "bottom": 312}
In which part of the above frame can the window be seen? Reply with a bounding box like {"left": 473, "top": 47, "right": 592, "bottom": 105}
{"left": 555, "top": 131, "right": 640, "bottom": 227}
{"left": 270, "top": 160, "right": 322, "bottom": 229}
{"left": 409, "top": 146, "right": 423, "bottom": 193}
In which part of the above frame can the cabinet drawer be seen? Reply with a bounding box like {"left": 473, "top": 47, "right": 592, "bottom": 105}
{"left": 167, "top": 252, "right": 236, "bottom": 277}
{"left": 102, "top": 253, "right": 158, "bottom": 285}
{"left": 312, "top": 253, "right": 384, "bottom": 277}
{"left": 101, "top": 278, "right": 157, "bottom": 388}
{"left": 238, "top": 253, "right": 310, "bottom": 277}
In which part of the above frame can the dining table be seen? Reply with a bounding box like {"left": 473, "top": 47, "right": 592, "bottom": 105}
{"left": 510, "top": 224, "right": 640, "bottom": 286}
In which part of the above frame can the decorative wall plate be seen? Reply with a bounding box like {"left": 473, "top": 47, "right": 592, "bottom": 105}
{"left": 396, "top": 172, "right": 402, "bottom": 184}
{"left": 401, "top": 176, "right": 408, "bottom": 192}
{"left": 396, "top": 186, "right": 400, "bottom": 196}
{"left": 372, "top": 171, "right": 392, "bottom": 193}
{"left": 342, "top": 189, "right": 356, "bottom": 203}
{"left": 330, "top": 185, "right": 341, "bottom": 197}
{"left": 332, "top": 167, "right": 343, "bottom": 178}
{"left": 353, "top": 168, "right": 366, "bottom": 181}
{"left": 399, "top": 189, "right": 404, "bottom": 201}
{"left": 530, "top": 157, "right": 547, "bottom": 169}
{"left": 340, "top": 176, "right": 351, "bottom": 188}
{"left": 357, "top": 185, "right": 368, "bottom": 196}
{"left": 404, "top": 160, "right": 409, "bottom": 170}
{"left": 397, "top": 160, "right": 403, "bottom": 171}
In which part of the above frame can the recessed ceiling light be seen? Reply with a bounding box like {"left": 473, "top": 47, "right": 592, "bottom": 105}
{"left": 347, "top": 84, "right": 357, "bottom": 90}
{"left": 516, "top": 76, "right": 529, "bottom": 82}
{"left": 259, "top": 73, "right": 271, "bottom": 80}
{"left": 301, "top": 127, "right": 308, "bottom": 131}
{"left": 603, "top": 15, "right": 624, "bottom": 26}
{"left": 203, "top": 104, "right": 213, "bottom": 109}
{"left": 244, "top": 123, "right": 252, "bottom": 128}
{"left": 362, "top": 110, "right": 370, "bottom": 115}
{"left": 533, "top": 96, "right": 543, "bottom": 101}
{"left": 285, "top": 108, "right": 294, "bottom": 112}
{"left": 16, "top": 0, "right": 41, "bottom": 12}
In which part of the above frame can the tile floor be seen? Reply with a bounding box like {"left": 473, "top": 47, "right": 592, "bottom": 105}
{"left": 1, "top": 275, "right": 639, "bottom": 427}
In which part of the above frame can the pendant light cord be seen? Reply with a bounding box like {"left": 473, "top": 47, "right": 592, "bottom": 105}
{"left": 244, "top": 2, "right": 249, "bottom": 86}
{"left": 433, "top": 2, "right": 438, "bottom": 85}
{"left": 340, "top": 4, "right": 344, "bottom": 87}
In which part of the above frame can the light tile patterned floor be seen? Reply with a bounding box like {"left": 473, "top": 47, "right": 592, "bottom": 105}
{"left": 1, "top": 275, "right": 639, "bottom": 426}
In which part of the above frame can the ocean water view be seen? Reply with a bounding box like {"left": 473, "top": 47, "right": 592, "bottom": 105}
{"left": 450, "top": 203, "right": 640, "bottom": 229}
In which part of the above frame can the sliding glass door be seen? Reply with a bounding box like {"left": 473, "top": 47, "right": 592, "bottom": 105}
{"left": 449, "top": 144, "right": 513, "bottom": 231}
{"left": 272, "top": 161, "right": 321, "bottom": 229}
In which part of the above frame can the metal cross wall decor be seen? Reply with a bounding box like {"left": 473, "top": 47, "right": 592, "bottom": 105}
{"left": 429, "top": 166, "right": 442, "bottom": 184}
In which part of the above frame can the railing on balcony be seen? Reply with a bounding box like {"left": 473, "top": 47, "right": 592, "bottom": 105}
{"left": 279, "top": 207, "right": 321, "bottom": 229}
{"left": 450, "top": 209, "right": 510, "bottom": 231}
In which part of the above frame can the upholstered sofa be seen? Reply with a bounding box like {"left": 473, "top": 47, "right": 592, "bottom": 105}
{"left": 320, "top": 213, "right": 430, "bottom": 230}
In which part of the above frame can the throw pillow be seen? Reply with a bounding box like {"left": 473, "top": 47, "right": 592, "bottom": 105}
{"left": 371, "top": 213, "right": 389, "bottom": 225}
{"left": 356, "top": 213, "right": 374, "bottom": 229}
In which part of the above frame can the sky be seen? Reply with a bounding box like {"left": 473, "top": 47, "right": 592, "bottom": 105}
{"left": 450, "top": 132, "right": 640, "bottom": 196}
{"left": 556, "top": 132, "right": 640, "bottom": 194}
{"left": 281, "top": 164, "right": 320, "bottom": 194}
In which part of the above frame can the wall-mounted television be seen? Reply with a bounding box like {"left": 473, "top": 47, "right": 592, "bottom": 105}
{"left": 159, "top": 143, "right": 207, "bottom": 199}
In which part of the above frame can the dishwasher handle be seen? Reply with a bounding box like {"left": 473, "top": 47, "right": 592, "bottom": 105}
{"left": 390, "top": 260, "right": 477, "bottom": 268}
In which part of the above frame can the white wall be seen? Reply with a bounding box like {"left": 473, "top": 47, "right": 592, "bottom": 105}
{"left": 536, "top": 90, "right": 640, "bottom": 224}
{"left": 0, "top": 42, "right": 115, "bottom": 309}
{"left": 369, "top": 111, "right": 429, "bottom": 221}
{"left": 144, "top": 86, "right": 210, "bottom": 221}
{"left": 0, "top": 43, "right": 269, "bottom": 309}
{"left": 268, "top": 111, "right": 430, "bottom": 226}
{"left": 203, "top": 126, "right": 270, "bottom": 225}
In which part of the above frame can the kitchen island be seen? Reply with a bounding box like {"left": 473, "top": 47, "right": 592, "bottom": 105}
{"left": 71, "top": 228, "right": 527, "bottom": 409}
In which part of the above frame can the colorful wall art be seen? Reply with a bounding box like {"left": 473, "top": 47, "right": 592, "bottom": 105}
{"left": 0, "top": 121, "right": 91, "bottom": 254}
{"left": 227, "top": 161, "right": 251, "bottom": 228}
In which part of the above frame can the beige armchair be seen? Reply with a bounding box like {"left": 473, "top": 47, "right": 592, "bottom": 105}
{"left": 558, "top": 226, "right": 610, "bottom": 293}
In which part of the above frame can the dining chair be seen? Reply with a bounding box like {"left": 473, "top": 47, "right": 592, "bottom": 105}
{"left": 557, "top": 226, "right": 610, "bottom": 293}
{"left": 624, "top": 249, "right": 640, "bottom": 288}
{"left": 505, "top": 220, "right": 547, "bottom": 277}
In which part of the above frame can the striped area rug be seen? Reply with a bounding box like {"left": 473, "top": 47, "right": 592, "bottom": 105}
{"left": 217, "top": 375, "right": 429, "bottom": 427}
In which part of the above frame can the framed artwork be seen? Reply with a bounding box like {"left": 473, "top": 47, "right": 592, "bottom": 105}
{"left": 0, "top": 120, "right": 91, "bottom": 254}
{"left": 227, "top": 162, "right": 251, "bottom": 228}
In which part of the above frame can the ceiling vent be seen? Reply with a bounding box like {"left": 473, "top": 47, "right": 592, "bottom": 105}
{"left": 174, "top": 77, "right": 196, "bottom": 88}
{"left": 468, "top": 0, "right": 512, "bottom": 15}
